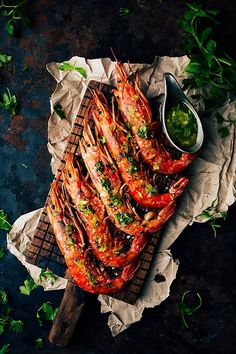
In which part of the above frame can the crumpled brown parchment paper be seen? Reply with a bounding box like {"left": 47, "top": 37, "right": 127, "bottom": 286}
{"left": 7, "top": 56, "right": 236, "bottom": 336}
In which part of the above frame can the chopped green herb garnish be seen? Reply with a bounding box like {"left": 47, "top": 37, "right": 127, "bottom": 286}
{"left": 0, "top": 289, "right": 8, "bottom": 304}
{"left": 58, "top": 62, "right": 87, "bottom": 78}
{"left": 126, "top": 132, "right": 132, "bottom": 139}
{"left": 109, "top": 195, "right": 123, "bottom": 207}
{"left": 0, "top": 89, "right": 18, "bottom": 115}
{"left": 77, "top": 201, "right": 94, "bottom": 215}
{"left": 0, "top": 51, "right": 12, "bottom": 68}
{"left": 19, "top": 279, "right": 39, "bottom": 296}
{"left": 116, "top": 212, "right": 134, "bottom": 227}
{"left": 136, "top": 125, "right": 151, "bottom": 139}
{"left": 95, "top": 161, "right": 104, "bottom": 173}
{"left": 36, "top": 302, "right": 58, "bottom": 326}
{"left": 100, "top": 136, "right": 106, "bottom": 145}
{"left": 0, "top": 209, "right": 11, "bottom": 231}
{"left": 38, "top": 269, "right": 57, "bottom": 285}
{"left": 146, "top": 183, "right": 158, "bottom": 196}
{"left": 100, "top": 178, "right": 111, "bottom": 193}
{"left": 53, "top": 102, "right": 65, "bottom": 119}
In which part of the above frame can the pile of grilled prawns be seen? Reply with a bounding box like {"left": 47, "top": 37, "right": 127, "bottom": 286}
{"left": 47, "top": 62, "right": 196, "bottom": 294}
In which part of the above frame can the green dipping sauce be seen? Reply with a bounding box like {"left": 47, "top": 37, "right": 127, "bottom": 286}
{"left": 166, "top": 103, "right": 198, "bottom": 149}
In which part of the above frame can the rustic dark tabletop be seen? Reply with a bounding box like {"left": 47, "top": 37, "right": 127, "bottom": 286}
{"left": 0, "top": 0, "right": 236, "bottom": 353}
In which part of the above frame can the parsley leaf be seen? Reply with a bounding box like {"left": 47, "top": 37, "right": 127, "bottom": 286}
{"left": 0, "top": 209, "right": 11, "bottom": 231}
{"left": 180, "top": 290, "right": 202, "bottom": 328}
{"left": 9, "top": 319, "right": 24, "bottom": 333}
{"left": 38, "top": 269, "right": 57, "bottom": 285}
{"left": 0, "top": 89, "right": 18, "bottom": 115}
{"left": 53, "top": 102, "right": 65, "bottom": 119}
{"left": 0, "top": 247, "right": 5, "bottom": 259}
{"left": 19, "top": 279, "right": 39, "bottom": 296}
{"left": 58, "top": 62, "right": 87, "bottom": 78}
{"left": 197, "top": 199, "right": 227, "bottom": 237}
{"left": 0, "top": 51, "right": 12, "bottom": 68}
{"left": 35, "top": 337, "right": 43, "bottom": 349}
{"left": 0, "top": 344, "right": 10, "bottom": 354}
{"left": 0, "top": 0, "right": 30, "bottom": 37}
{"left": 36, "top": 302, "right": 58, "bottom": 326}
{"left": 0, "top": 289, "right": 8, "bottom": 304}
{"left": 119, "top": 7, "right": 130, "bottom": 15}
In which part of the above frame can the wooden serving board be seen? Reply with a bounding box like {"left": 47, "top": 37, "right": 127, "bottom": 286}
{"left": 26, "top": 80, "right": 164, "bottom": 305}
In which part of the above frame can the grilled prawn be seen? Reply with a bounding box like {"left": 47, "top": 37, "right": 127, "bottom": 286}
{"left": 46, "top": 179, "right": 138, "bottom": 294}
{"left": 91, "top": 90, "right": 189, "bottom": 208}
{"left": 113, "top": 62, "right": 196, "bottom": 174}
{"left": 62, "top": 153, "right": 147, "bottom": 267}
{"left": 80, "top": 115, "right": 176, "bottom": 235}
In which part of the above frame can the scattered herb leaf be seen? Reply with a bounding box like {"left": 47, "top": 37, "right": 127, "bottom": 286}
{"left": 0, "top": 344, "right": 10, "bottom": 354}
{"left": 0, "top": 289, "right": 8, "bottom": 304}
{"left": 9, "top": 319, "right": 24, "bottom": 333}
{"left": 0, "top": 89, "right": 18, "bottom": 115}
{"left": 180, "top": 3, "right": 236, "bottom": 135}
{"left": 0, "top": 51, "right": 12, "bottom": 68}
{"left": 0, "top": 247, "right": 5, "bottom": 259}
{"left": 180, "top": 290, "right": 202, "bottom": 328}
{"left": 0, "top": 0, "right": 31, "bottom": 36}
{"left": 53, "top": 102, "right": 65, "bottom": 119}
{"left": 0, "top": 210, "right": 11, "bottom": 231}
{"left": 38, "top": 269, "right": 57, "bottom": 285}
{"left": 36, "top": 302, "right": 58, "bottom": 326}
{"left": 35, "top": 337, "right": 43, "bottom": 349}
{"left": 19, "top": 279, "right": 39, "bottom": 296}
{"left": 119, "top": 7, "right": 130, "bottom": 15}
{"left": 197, "top": 199, "right": 227, "bottom": 237}
{"left": 58, "top": 62, "right": 87, "bottom": 78}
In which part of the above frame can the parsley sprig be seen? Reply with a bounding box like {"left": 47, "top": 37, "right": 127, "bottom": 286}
{"left": 38, "top": 269, "right": 57, "bottom": 285}
{"left": 0, "top": 51, "right": 12, "bottom": 68}
{"left": 0, "top": 344, "right": 10, "bottom": 354}
{"left": 197, "top": 199, "right": 227, "bottom": 237}
{"left": 0, "top": 307, "right": 24, "bottom": 335}
{"left": 180, "top": 2, "right": 236, "bottom": 137}
{"left": 19, "top": 279, "right": 39, "bottom": 296}
{"left": 180, "top": 290, "right": 202, "bottom": 328}
{"left": 0, "top": 89, "right": 18, "bottom": 116}
{"left": 0, "top": 0, "right": 30, "bottom": 36}
{"left": 0, "top": 209, "right": 11, "bottom": 231}
{"left": 58, "top": 62, "right": 87, "bottom": 78}
{"left": 36, "top": 302, "right": 58, "bottom": 326}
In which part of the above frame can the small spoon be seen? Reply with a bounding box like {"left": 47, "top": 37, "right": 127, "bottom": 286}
{"left": 160, "top": 72, "right": 204, "bottom": 154}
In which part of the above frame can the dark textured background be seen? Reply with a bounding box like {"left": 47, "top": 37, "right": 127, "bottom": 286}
{"left": 0, "top": 0, "right": 235, "bottom": 353}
